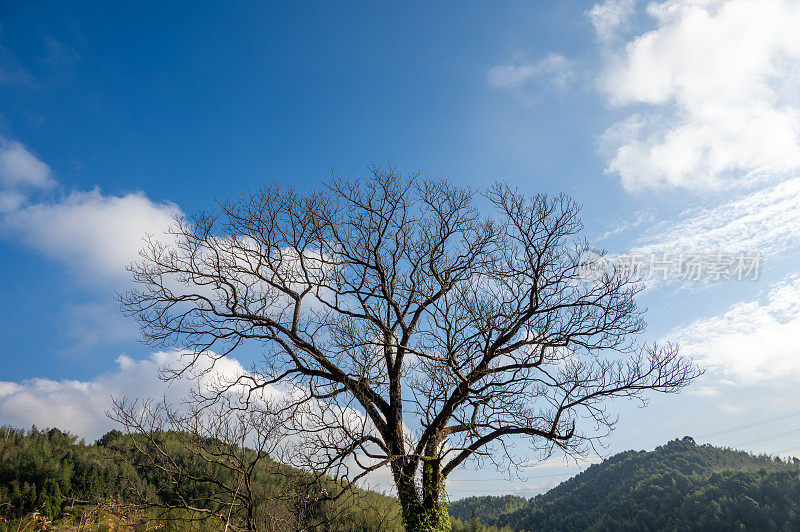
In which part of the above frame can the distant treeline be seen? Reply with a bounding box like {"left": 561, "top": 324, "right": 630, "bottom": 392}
{"left": 449, "top": 436, "right": 800, "bottom": 531}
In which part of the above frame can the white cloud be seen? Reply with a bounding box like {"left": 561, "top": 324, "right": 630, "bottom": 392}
{"left": 665, "top": 275, "right": 800, "bottom": 383}
{"left": 0, "top": 191, "right": 25, "bottom": 212}
{"left": 634, "top": 176, "right": 800, "bottom": 257}
{"left": 0, "top": 137, "right": 181, "bottom": 285}
{"left": 0, "top": 351, "right": 248, "bottom": 441}
{"left": 0, "top": 139, "right": 54, "bottom": 190}
{"left": 0, "top": 382, "right": 21, "bottom": 398}
{"left": 1, "top": 188, "right": 181, "bottom": 283}
{"left": 598, "top": 0, "right": 800, "bottom": 191}
{"left": 688, "top": 386, "right": 720, "bottom": 398}
{"left": 588, "top": 0, "right": 637, "bottom": 41}
{"left": 0, "top": 137, "right": 182, "bottom": 353}
{"left": 0, "top": 349, "right": 397, "bottom": 489}
{"left": 488, "top": 52, "right": 574, "bottom": 91}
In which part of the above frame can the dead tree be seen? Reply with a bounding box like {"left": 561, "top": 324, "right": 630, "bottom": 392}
{"left": 121, "top": 166, "right": 700, "bottom": 531}
{"left": 109, "top": 397, "right": 297, "bottom": 531}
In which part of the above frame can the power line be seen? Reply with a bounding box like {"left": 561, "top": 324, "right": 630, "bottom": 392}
{"left": 448, "top": 472, "right": 574, "bottom": 482}
{"left": 733, "top": 427, "right": 800, "bottom": 447}
{"left": 698, "top": 410, "right": 800, "bottom": 438}
{"left": 447, "top": 487, "right": 543, "bottom": 494}
{"left": 771, "top": 443, "right": 800, "bottom": 455}
{"left": 772, "top": 444, "right": 800, "bottom": 455}
{"left": 369, "top": 406, "right": 800, "bottom": 496}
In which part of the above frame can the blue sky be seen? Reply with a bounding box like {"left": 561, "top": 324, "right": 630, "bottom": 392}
{"left": 2, "top": 0, "right": 800, "bottom": 498}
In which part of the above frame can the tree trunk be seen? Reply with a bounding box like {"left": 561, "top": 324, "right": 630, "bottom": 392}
{"left": 398, "top": 495, "right": 450, "bottom": 532}
{"left": 395, "top": 460, "right": 451, "bottom": 532}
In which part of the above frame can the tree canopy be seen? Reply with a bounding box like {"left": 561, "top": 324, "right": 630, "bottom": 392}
{"left": 121, "top": 166, "right": 699, "bottom": 530}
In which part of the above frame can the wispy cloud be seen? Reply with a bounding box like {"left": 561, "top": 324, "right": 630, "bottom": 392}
{"left": 59, "top": 301, "right": 141, "bottom": 353}
{"left": 43, "top": 35, "right": 81, "bottom": 69}
{"left": 587, "top": 0, "right": 636, "bottom": 42}
{"left": 664, "top": 275, "right": 800, "bottom": 384}
{"left": 0, "top": 64, "right": 33, "bottom": 86}
{"left": 634, "top": 177, "right": 800, "bottom": 257}
{"left": 488, "top": 52, "right": 574, "bottom": 94}
{"left": 0, "top": 139, "right": 54, "bottom": 190}
{"left": 0, "top": 24, "right": 34, "bottom": 87}
{"left": 596, "top": 209, "right": 654, "bottom": 241}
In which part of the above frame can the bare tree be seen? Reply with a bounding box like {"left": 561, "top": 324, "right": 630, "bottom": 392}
{"left": 109, "top": 397, "right": 297, "bottom": 531}
{"left": 110, "top": 394, "right": 400, "bottom": 531}
{"left": 121, "top": 166, "right": 700, "bottom": 531}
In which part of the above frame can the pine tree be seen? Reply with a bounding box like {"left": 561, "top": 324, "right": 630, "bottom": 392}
{"left": 37, "top": 478, "right": 62, "bottom": 519}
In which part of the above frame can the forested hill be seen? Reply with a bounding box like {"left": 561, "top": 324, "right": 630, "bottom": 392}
{"left": 0, "top": 426, "right": 403, "bottom": 531}
{"left": 449, "top": 436, "right": 800, "bottom": 531}
{"left": 5, "top": 428, "right": 800, "bottom": 531}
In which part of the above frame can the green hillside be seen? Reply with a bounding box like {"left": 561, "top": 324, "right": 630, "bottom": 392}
{"left": 448, "top": 495, "right": 527, "bottom": 528}
{"left": 0, "top": 426, "right": 402, "bottom": 531}
{"left": 6, "top": 428, "right": 800, "bottom": 531}
{"left": 449, "top": 436, "right": 800, "bottom": 531}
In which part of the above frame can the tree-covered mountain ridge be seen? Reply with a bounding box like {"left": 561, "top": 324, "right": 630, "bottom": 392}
{"left": 0, "top": 425, "right": 405, "bottom": 531}
{"left": 4, "top": 428, "right": 800, "bottom": 531}
{"left": 449, "top": 436, "right": 800, "bottom": 531}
